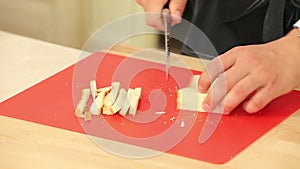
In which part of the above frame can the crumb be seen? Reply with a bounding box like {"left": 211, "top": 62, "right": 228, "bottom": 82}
{"left": 180, "top": 121, "right": 185, "bottom": 128}
{"left": 169, "top": 116, "right": 176, "bottom": 121}
{"left": 155, "top": 111, "right": 166, "bottom": 115}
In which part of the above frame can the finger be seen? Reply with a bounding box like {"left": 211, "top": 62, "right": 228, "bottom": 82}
{"left": 224, "top": 63, "right": 250, "bottom": 91}
{"left": 202, "top": 74, "right": 227, "bottom": 112}
{"left": 222, "top": 72, "right": 266, "bottom": 114}
{"left": 202, "top": 65, "right": 250, "bottom": 113}
{"left": 198, "top": 48, "right": 238, "bottom": 93}
{"left": 198, "top": 58, "right": 227, "bottom": 93}
{"left": 243, "top": 77, "right": 289, "bottom": 113}
{"left": 242, "top": 85, "right": 277, "bottom": 113}
{"left": 169, "top": 0, "right": 188, "bottom": 25}
{"left": 136, "top": 0, "right": 143, "bottom": 6}
{"left": 145, "top": 12, "right": 165, "bottom": 31}
{"left": 143, "top": 0, "right": 168, "bottom": 30}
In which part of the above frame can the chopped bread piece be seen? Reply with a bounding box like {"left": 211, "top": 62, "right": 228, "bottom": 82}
{"left": 96, "top": 86, "right": 111, "bottom": 95}
{"left": 102, "top": 92, "right": 117, "bottom": 115}
{"left": 103, "top": 92, "right": 114, "bottom": 108}
{"left": 102, "top": 82, "right": 120, "bottom": 108}
{"left": 94, "top": 86, "right": 111, "bottom": 114}
{"left": 111, "top": 88, "right": 127, "bottom": 113}
{"left": 89, "top": 101, "right": 99, "bottom": 115}
{"left": 177, "top": 88, "right": 207, "bottom": 112}
{"left": 95, "top": 92, "right": 105, "bottom": 112}
{"left": 96, "top": 86, "right": 112, "bottom": 94}
{"left": 84, "top": 106, "right": 92, "bottom": 121}
{"left": 110, "top": 82, "right": 120, "bottom": 105}
{"left": 119, "top": 88, "right": 135, "bottom": 116}
{"left": 90, "top": 80, "right": 97, "bottom": 101}
{"left": 180, "top": 121, "right": 185, "bottom": 128}
{"left": 75, "top": 88, "right": 91, "bottom": 118}
{"left": 102, "top": 105, "right": 114, "bottom": 115}
{"left": 129, "top": 87, "right": 142, "bottom": 116}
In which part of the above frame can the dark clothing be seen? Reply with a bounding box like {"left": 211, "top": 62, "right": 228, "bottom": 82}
{"left": 181, "top": 0, "right": 300, "bottom": 59}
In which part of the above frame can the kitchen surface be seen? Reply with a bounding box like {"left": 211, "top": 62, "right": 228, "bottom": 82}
{"left": 1, "top": 1, "right": 300, "bottom": 169}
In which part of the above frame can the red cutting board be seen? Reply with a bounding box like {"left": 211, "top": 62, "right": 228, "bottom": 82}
{"left": 0, "top": 52, "right": 300, "bottom": 164}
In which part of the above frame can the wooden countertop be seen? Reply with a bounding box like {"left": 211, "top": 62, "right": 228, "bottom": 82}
{"left": 0, "top": 30, "right": 300, "bottom": 169}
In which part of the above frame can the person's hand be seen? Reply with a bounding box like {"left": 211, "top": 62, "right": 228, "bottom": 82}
{"left": 198, "top": 29, "right": 300, "bottom": 114}
{"left": 136, "top": 0, "right": 188, "bottom": 30}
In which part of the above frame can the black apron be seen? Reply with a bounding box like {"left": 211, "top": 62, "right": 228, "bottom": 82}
{"left": 181, "top": 0, "right": 300, "bottom": 59}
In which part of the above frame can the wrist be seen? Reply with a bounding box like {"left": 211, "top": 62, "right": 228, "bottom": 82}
{"left": 292, "top": 19, "right": 300, "bottom": 38}
{"left": 268, "top": 28, "right": 300, "bottom": 89}
{"left": 268, "top": 29, "right": 300, "bottom": 56}
{"left": 286, "top": 28, "right": 300, "bottom": 40}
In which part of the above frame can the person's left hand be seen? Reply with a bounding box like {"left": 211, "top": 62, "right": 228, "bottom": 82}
{"left": 198, "top": 29, "right": 300, "bottom": 114}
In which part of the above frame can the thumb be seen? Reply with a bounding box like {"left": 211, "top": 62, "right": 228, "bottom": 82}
{"left": 169, "top": 0, "right": 188, "bottom": 25}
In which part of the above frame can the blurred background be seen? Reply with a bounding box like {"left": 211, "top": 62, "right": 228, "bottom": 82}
{"left": 0, "top": 0, "right": 160, "bottom": 49}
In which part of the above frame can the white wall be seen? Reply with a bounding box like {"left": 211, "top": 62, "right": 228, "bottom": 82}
{"left": 0, "top": 0, "right": 159, "bottom": 50}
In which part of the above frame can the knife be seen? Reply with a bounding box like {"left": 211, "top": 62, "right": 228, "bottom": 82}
{"left": 162, "top": 8, "right": 171, "bottom": 80}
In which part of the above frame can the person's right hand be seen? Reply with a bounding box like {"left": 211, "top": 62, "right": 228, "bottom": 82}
{"left": 136, "top": 0, "right": 188, "bottom": 30}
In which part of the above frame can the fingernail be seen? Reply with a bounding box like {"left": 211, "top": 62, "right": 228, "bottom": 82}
{"left": 174, "top": 10, "right": 181, "bottom": 18}
{"left": 203, "top": 102, "right": 210, "bottom": 112}
{"left": 242, "top": 102, "right": 247, "bottom": 110}
{"left": 243, "top": 102, "right": 254, "bottom": 114}
{"left": 173, "top": 10, "right": 182, "bottom": 24}
{"left": 198, "top": 76, "right": 204, "bottom": 93}
{"left": 242, "top": 101, "right": 252, "bottom": 113}
{"left": 223, "top": 108, "right": 230, "bottom": 115}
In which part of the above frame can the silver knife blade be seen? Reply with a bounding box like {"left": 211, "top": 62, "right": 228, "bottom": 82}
{"left": 162, "top": 8, "right": 171, "bottom": 80}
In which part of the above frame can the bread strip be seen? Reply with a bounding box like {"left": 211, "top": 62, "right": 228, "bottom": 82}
{"left": 84, "top": 106, "right": 92, "bottom": 121}
{"left": 102, "top": 93, "right": 115, "bottom": 115}
{"left": 89, "top": 101, "right": 99, "bottom": 115}
{"left": 102, "top": 82, "right": 120, "bottom": 109}
{"left": 111, "top": 88, "right": 127, "bottom": 114}
{"left": 102, "top": 105, "right": 114, "bottom": 115}
{"left": 90, "top": 80, "right": 97, "bottom": 101}
{"left": 177, "top": 88, "right": 206, "bottom": 112}
{"left": 96, "top": 86, "right": 112, "bottom": 94}
{"left": 119, "top": 88, "right": 135, "bottom": 116}
{"left": 94, "top": 86, "right": 111, "bottom": 114}
{"left": 75, "top": 88, "right": 91, "bottom": 118}
{"left": 129, "top": 87, "right": 142, "bottom": 116}
{"left": 110, "top": 82, "right": 120, "bottom": 105}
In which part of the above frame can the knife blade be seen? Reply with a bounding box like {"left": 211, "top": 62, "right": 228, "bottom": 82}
{"left": 162, "top": 8, "right": 171, "bottom": 80}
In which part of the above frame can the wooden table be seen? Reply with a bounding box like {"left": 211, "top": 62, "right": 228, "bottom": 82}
{"left": 0, "top": 30, "right": 300, "bottom": 169}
